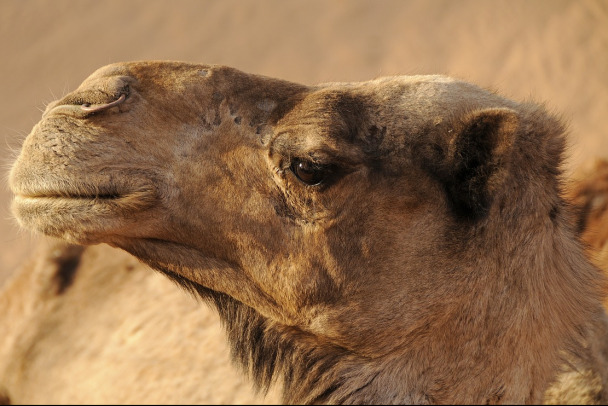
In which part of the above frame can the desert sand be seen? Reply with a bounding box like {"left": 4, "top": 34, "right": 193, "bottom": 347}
{"left": 0, "top": 0, "right": 607, "bottom": 287}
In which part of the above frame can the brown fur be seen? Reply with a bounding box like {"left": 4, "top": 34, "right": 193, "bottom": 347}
{"left": 7, "top": 61, "right": 607, "bottom": 404}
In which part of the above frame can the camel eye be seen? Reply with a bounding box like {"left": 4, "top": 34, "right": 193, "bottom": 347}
{"left": 290, "top": 159, "right": 329, "bottom": 186}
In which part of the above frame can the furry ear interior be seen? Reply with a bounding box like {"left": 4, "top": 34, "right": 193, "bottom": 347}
{"left": 434, "top": 107, "right": 518, "bottom": 220}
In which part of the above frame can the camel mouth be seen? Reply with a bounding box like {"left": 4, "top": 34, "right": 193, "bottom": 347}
{"left": 11, "top": 181, "right": 158, "bottom": 242}
{"left": 15, "top": 190, "right": 122, "bottom": 201}
{"left": 13, "top": 185, "right": 156, "bottom": 208}
{"left": 14, "top": 183, "right": 127, "bottom": 202}
{"left": 11, "top": 175, "right": 157, "bottom": 203}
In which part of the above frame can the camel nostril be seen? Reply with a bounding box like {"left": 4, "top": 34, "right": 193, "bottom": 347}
{"left": 81, "top": 93, "right": 127, "bottom": 113}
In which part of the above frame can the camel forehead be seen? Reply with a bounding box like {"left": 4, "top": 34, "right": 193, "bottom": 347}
{"left": 276, "top": 75, "right": 505, "bottom": 131}
{"left": 272, "top": 75, "right": 479, "bottom": 143}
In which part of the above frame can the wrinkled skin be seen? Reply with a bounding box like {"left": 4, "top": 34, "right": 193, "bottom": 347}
{"left": 9, "top": 62, "right": 607, "bottom": 404}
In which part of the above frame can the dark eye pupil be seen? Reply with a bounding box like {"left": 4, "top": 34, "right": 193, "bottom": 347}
{"left": 292, "top": 160, "right": 326, "bottom": 185}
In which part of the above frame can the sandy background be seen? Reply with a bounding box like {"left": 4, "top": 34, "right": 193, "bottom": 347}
{"left": 0, "top": 0, "right": 607, "bottom": 287}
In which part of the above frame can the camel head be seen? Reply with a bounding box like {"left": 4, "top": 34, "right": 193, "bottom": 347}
{"left": 9, "top": 61, "right": 605, "bottom": 404}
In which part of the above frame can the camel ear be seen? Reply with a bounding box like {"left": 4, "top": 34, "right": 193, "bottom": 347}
{"left": 435, "top": 108, "right": 518, "bottom": 219}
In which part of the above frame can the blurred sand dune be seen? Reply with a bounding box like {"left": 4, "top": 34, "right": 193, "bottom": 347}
{"left": 1, "top": 0, "right": 607, "bottom": 285}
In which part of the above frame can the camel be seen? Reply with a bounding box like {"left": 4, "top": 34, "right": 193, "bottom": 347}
{"left": 6, "top": 61, "right": 608, "bottom": 404}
